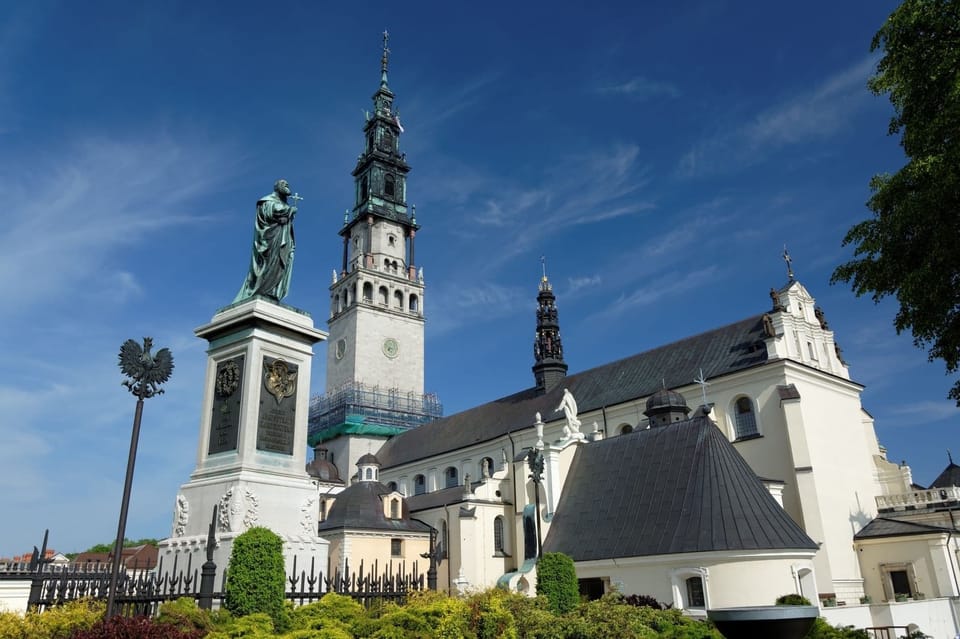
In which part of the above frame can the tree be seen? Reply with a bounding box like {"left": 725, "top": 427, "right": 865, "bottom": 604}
{"left": 832, "top": 0, "right": 960, "bottom": 403}
{"left": 535, "top": 552, "right": 580, "bottom": 614}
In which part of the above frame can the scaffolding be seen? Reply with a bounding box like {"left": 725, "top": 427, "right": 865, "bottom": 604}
{"left": 308, "top": 381, "right": 442, "bottom": 442}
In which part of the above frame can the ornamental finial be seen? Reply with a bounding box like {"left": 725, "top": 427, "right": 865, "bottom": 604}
{"left": 783, "top": 244, "right": 794, "bottom": 281}
{"left": 540, "top": 255, "right": 548, "bottom": 282}
{"left": 381, "top": 30, "right": 390, "bottom": 87}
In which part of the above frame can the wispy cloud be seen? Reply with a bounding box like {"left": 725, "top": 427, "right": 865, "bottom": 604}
{"left": 888, "top": 401, "right": 960, "bottom": 423}
{"left": 0, "top": 134, "right": 237, "bottom": 316}
{"left": 597, "top": 77, "right": 680, "bottom": 100}
{"left": 588, "top": 265, "right": 720, "bottom": 323}
{"left": 678, "top": 56, "right": 877, "bottom": 178}
{"left": 565, "top": 275, "right": 602, "bottom": 296}
{"left": 428, "top": 281, "right": 528, "bottom": 335}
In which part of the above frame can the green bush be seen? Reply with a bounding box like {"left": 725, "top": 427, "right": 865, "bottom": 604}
{"left": 224, "top": 527, "right": 288, "bottom": 631}
{"left": 536, "top": 552, "right": 580, "bottom": 615}
{"left": 156, "top": 597, "right": 213, "bottom": 633}
{"left": 0, "top": 599, "right": 104, "bottom": 639}
{"left": 776, "top": 594, "right": 812, "bottom": 606}
{"left": 498, "top": 593, "right": 563, "bottom": 639}
{"left": 804, "top": 617, "right": 870, "bottom": 639}
{"left": 466, "top": 589, "right": 518, "bottom": 639}
{"left": 290, "top": 593, "right": 364, "bottom": 631}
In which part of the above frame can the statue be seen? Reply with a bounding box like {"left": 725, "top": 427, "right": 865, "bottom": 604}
{"left": 234, "top": 179, "right": 299, "bottom": 303}
{"left": 555, "top": 388, "right": 581, "bottom": 436}
{"left": 769, "top": 288, "right": 786, "bottom": 312}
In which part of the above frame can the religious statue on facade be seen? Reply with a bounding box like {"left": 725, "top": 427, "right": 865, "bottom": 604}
{"left": 234, "top": 179, "right": 300, "bottom": 303}
{"left": 555, "top": 388, "right": 581, "bottom": 436}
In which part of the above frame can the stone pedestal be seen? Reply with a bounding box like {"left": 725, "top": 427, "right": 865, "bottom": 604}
{"left": 159, "top": 298, "right": 330, "bottom": 581}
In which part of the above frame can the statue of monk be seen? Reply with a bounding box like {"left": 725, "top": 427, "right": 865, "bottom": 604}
{"left": 234, "top": 179, "right": 298, "bottom": 303}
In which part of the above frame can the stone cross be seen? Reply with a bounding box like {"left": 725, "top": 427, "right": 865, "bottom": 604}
{"left": 290, "top": 192, "right": 304, "bottom": 207}
{"left": 783, "top": 245, "right": 794, "bottom": 280}
{"left": 694, "top": 368, "right": 710, "bottom": 407}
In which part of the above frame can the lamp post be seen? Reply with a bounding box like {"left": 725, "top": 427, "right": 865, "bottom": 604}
{"left": 526, "top": 448, "right": 544, "bottom": 557}
{"left": 107, "top": 337, "right": 173, "bottom": 618}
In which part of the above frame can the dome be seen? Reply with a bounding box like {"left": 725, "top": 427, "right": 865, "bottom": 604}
{"left": 358, "top": 452, "right": 381, "bottom": 466}
{"left": 644, "top": 388, "right": 689, "bottom": 414}
{"left": 305, "top": 446, "right": 342, "bottom": 483}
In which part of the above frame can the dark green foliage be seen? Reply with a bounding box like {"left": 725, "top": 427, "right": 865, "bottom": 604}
{"left": 536, "top": 552, "right": 580, "bottom": 614}
{"left": 224, "top": 526, "right": 288, "bottom": 631}
{"left": 803, "top": 617, "right": 871, "bottom": 639}
{"left": 67, "top": 615, "right": 204, "bottom": 639}
{"left": 623, "top": 594, "right": 667, "bottom": 609}
{"left": 466, "top": 589, "right": 518, "bottom": 639}
{"left": 776, "top": 593, "right": 812, "bottom": 606}
{"left": 82, "top": 538, "right": 161, "bottom": 554}
{"left": 832, "top": 0, "right": 960, "bottom": 404}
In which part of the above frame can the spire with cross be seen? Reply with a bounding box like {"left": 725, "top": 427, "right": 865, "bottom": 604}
{"left": 693, "top": 368, "right": 711, "bottom": 408}
{"left": 381, "top": 29, "right": 390, "bottom": 87}
{"left": 783, "top": 245, "right": 794, "bottom": 281}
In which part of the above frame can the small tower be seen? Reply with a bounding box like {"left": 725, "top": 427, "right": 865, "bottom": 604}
{"left": 532, "top": 266, "right": 568, "bottom": 393}
{"left": 357, "top": 453, "right": 382, "bottom": 483}
{"left": 644, "top": 388, "right": 691, "bottom": 427}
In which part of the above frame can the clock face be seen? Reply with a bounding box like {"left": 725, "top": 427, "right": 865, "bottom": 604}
{"left": 335, "top": 339, "right": 346, "bottom": 360}
{"left": 382, "top": 338, "right": 399, "bottom": 359}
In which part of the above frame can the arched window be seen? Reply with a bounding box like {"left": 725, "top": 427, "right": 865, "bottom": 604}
{"left": 378, "top": 286, "right": 388, "bottom": 305}
{"left": 686, "top": 577, "right": 705, "bottom": 608}
{"left": 733, "top": 396, "right": 759, "bottom": 439}
{"left": 384, "top": 174, "right": 395, "bottom": 198}
{"left": 480, "top": 457, "right": 495, "bottom": 478}
{"left": 362, "top": 282, "right": 373, "bottom": 302}
{"left": 409, "top": 294, "right": 419, "bottom": 312}
{"left": 391, "top": 260, "right": 398, "bottom": 272}
{"left": 444, "top": 466, "right": 459, "bottom": 488}
{"left": 390, "top": 498, "right": 400, "bottom": 519}
{"left": 620, "top": 424, "right": 633, "bottom": 435}
{"left": 494, "top": 516, "right": 506, "bottom": 555}
{"left": 384, "top": 258, "right": 390, "bottom": 270}
{"left": 387, "top": 481, "right": 398, "bottom": 492}
{"left": 365, "top": 468, "right": 373, "bottom": 480}
{"left": 394, "top": 290, "right": 404, "bottom": 309}
{"left": 319, "top": 500, "right": 327, "bottom": 522}
{"left": 360, "top": 176, "right": 368, "bottom": 201}
{"left": 414, "top": 474, "right": 426, "bottom": 495}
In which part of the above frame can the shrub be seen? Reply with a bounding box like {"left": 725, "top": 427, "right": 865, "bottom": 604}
{"left": 290, "top": 593, "right": 364, "bottom": 631}
{"left": 68, "top": 614, "right": 205, "bottom": 639}
{"left": 204, "top": 612, "right": 275, "bottom": 638}
{"left": 776, "top": 594, "right": 812, "bottom": 606}
{"left": 0, "top": 599, "right": 105, "bottom": 639}
{"left": 224, "top": 526, "right": 288, "bottom": 631}
{"left": 803, "top": 617, "right": 870, "bottom": 639}
{"left": 466, "top": 589, "right": 518, "bottom": 639}
{"left": 623, "top": 594, "right": 667, "bottom": 610}
{"left": 498, "top": 593, "right": 563, "bottom": 639}
{"left": 536, "top": 552, "right": 580, "bottom": 615}
{"left": 156, "top": 597, "right": 213, "bottom": 633}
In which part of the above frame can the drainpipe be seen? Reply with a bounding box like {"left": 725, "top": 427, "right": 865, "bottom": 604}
{"left": 601, "top": 405, "right": 609, "bottom": 438}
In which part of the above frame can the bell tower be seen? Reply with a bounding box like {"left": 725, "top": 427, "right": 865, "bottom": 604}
{"left": 309, "top": 33, "right": 441, "bottom": 466}
{"left": 533, "top": 261, "right": 568, "bottom": 393}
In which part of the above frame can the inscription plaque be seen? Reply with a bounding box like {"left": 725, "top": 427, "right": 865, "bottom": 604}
{"left": 256, "top": 356, "right": 297, "bottom": 455}
{"left": 208, "top": 356, "right": 244, "bottom": 454}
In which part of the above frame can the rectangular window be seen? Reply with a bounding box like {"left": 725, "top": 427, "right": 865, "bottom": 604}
{"left": 391, "top": 539, "right": 402, "bottom": 557}
{"left": 686, "top": 576, "right": 705, "bottom": 608}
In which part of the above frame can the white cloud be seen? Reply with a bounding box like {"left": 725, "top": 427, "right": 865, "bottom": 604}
{"left": 588, "top": 265, "right": 720, "bottom": 323}
{"left": 565, "top": 275, "right": 602, "bottom": 296}
{"left": 678, "top": 56, "right": 877, "bottom": 177}
{"left": 597, "top": 77, "right": 680, "bottom": 100}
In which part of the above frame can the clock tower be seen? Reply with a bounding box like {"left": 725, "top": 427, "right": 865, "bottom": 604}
{"left": 309, "top": 34, "right": 441, "bottom": 471}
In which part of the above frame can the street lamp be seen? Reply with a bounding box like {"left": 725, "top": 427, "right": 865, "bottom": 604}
{"left": 107, "top": 337, "right": 173, "bottom": 617}
{"left": 526, "top": 448, "right": 544, "bottom": 557}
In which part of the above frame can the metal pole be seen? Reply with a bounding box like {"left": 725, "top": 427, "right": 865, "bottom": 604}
{"left": 106, "top": 396, "right": 144, "bottom": 618}
{"left": 534, "top": 480, "right": 543, "bottom": 558}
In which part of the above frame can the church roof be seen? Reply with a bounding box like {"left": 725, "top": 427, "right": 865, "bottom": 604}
{"left": 317, "top": 482, "right": 431, "bottom": 534}
{"left": 377, "top": 315, "right": 769, "bottom": 469}
{"left": 854, "top": 517, "right": 957, "bottom": 540}
{"left": 929, "top": 462, "right": 960, "bottom": 489}
{"left": 542, "top": 415, "right": 818, "bottom": 561}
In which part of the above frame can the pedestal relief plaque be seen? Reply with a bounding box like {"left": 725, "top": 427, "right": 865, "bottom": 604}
{"left": 256, "top": 356, "right": 297, "bottom": 454}
{"left": 208, "top": 356, "right": 244, "bottom": 454}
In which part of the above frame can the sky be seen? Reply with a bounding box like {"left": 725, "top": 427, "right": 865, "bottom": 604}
{"left": 1, "top": 0, "right": 954, "bottom": 555}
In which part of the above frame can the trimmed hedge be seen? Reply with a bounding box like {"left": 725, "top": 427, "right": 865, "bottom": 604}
{"left": 224, "top": 526, "right": 288, "bottom": 631}
{"left": 536, "top": 552, "right": 580, "bottom": 615}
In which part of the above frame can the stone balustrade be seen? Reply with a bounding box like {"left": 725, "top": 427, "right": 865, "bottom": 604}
{"left": 876, "top": 486, "right": 960, "bottom": 511}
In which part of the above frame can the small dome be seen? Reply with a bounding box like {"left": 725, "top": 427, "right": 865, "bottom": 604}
{"left": 358, "top": 452, "right": 381, "bottom": 466}
{"left": 306, "top": 445, "right": 342, "bottom": 483}
{"left": 645, "top": 388, "right": 688, "bottom": 414}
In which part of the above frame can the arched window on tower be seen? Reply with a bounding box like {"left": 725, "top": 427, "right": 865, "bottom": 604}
{"left": 362, "top": 282, "right": 373, "bottom": 302}
{"left": 409, "top": 294, "right": 420, "bottom": 313}
{"left": 732, "top": 396, "right": 759, "bottom": 440}
{"left": 378, "top": 286, "right": 388, "bottom": 305}
{"left": 413, "top": 474, "right": 426, "bottom": 495}
{"left": 394, "top": 290, "right": 404, "bottom": 309}
{"left": 384, "top": 174, "right": 396, "bottom": 198}
{"left": 444, "top": 466, "right": 459, "bottom": 489}
{"left": 360, "top": 176, "right": 369, "bottom": 201}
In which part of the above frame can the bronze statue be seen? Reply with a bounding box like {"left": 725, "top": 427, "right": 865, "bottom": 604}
{"left": 234, "top": 179, "right": 299, "bottom": 303}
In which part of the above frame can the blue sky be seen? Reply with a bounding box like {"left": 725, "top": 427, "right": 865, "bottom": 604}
{"left": 2, "top": 0, "right": 954, "bottom": 555}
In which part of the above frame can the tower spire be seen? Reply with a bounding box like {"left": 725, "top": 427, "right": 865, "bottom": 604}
{"left": 532, "top": 262, "right": 568, "bottom": 393}
{"left": 380, "top": 30, "right": 390, "bottom": 88}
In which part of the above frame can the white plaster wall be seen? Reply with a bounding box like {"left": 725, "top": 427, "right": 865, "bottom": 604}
{"left": 857, "top": 535, "right": 960, "bottom": 601}
{"left": 822, "top": 599, "right": 960, "bottom": 639}
{"left": 0, "top": 580, "right": 30, "bottom": 614}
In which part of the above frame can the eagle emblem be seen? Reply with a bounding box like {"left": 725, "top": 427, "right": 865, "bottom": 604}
{"left": 118, "top": 337, "right": 174, "bottom": 399}
{"left": 264, "top": 359, "right": 296, "bottom": 405}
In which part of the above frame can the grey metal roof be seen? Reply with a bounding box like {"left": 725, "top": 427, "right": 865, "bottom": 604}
{"left": 317, "top": 482, "right": 431, "bottom": 534}
{"left": 854, "top": 517, "right": 956, "bottom": 540}
{"left": 777, "top": 384, "right": 801, "bottom": 401}
{"left": 542, "top": 416, "right": 818, "bottom": 561}
{"left": 377, "top": 315, "right": 769, "bottom": 469}
{"left": 930, "top": 463, "right": 960, "bottom": 489}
